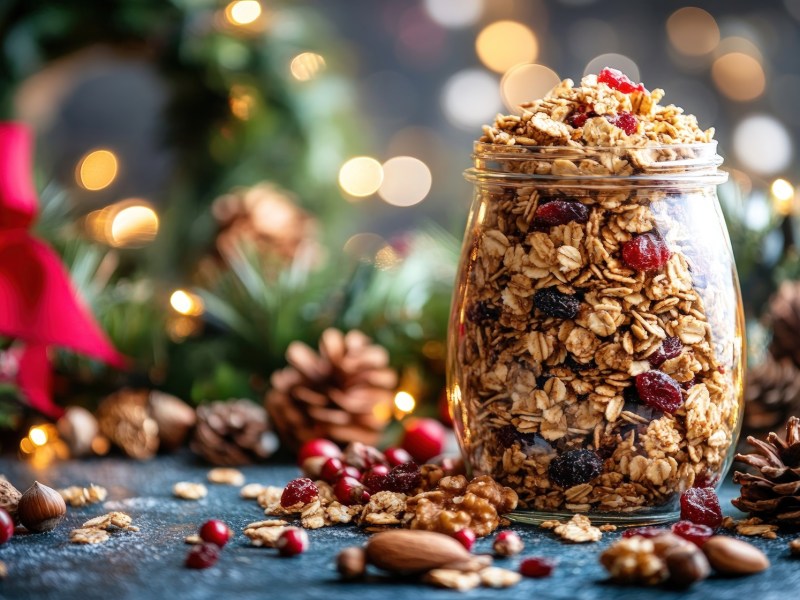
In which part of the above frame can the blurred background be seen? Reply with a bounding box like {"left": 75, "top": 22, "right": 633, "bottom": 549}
{"left": 2, "top": 0, "right": 800, "bottom": 464}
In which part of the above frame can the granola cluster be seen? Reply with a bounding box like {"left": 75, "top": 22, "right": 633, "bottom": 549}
{"left": 452, "top": 70, "right": 740, "bottom": 514}
{"left": 69, "top": 511, "right": 139, "bottom": 544}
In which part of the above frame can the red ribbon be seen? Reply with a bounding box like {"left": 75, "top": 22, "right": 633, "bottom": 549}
{"left": 0, "top": 122, "right": 124, "bottom": 418}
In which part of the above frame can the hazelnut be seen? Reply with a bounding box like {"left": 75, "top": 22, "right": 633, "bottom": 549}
{"left": 17, "top": 481, "right": 67, "bottom": 533}
{"left": 0, "top": 478, "right": 22, "bottom": 523}
{"left": 337, "top": 547, "right": 367, "bottom": 580}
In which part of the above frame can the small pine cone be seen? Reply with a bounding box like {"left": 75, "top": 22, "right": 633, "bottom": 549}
{"left": 768, "top": 281, "right": 800, "bottom": 367}
{"left": 743, "top": 356, "right": 800, "bottom": 439}
{"left": 732, "top": 417, "right": 800, "bottom": 525}
{"left": 96, "top": 389, "right": 159, "bottom": 460}
{"left": 267, "top": 328, "right": 397, "bottom": 450}
{"left": 191, "top": 399, "right": 277, "bottom": 466}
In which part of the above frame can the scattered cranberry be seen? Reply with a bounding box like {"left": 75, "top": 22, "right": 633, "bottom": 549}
{"left": 606, "top": 111, "right": 638, "bottom": 135}
{"left": 533, "top": 288, "right": 580, "bottom": 320}
{"left": 649, "top": 336, "right": 683, "bottom": 367}
{"left": 186, "top": 542, "right": 220, "bottom": 569}
{"left": 635, "top": 371, "right": 683, "bottom": 413}
{"left": 280, "top": 478, "right": 319, "bottom": 508}
{"left": 320, "top": 457, "right": 345, "bottom": 483}
{"left": 334, "top": 476, "right": 370, "bottom": 506}
{"left": 567, "top": 107, "right": 596, "bottom": 128}
{"left": 277, "top": 527, "right": 309, "bottom": 557}
{"left": 453, "top": 528, "right": 476, "bottom": 551}
{"left": 597, "top": 67, "right": 645, "bottom": 94}
{"left": 199, "top": 519, "right": 231, "bottom": 548}
{"left": 671, "top": 520, "right": 714, "bottom": 547}
{"left": 401, "top": 418, "right": 446, "bottom": 464}
{"left": 534, "top": 200, "right": 590, "bottom": 227}
{"left": 493, "top": 530, "right": 524, "bottom": 557}
{"left": 680, "top": 487, "right": 723, "bottom": 529}
{"left": 519, "top": 557, "right": 556, "bottom": 578}
{"left": 622, "top": 527, "right": 668, "bottom": 539}
{"left": 548, "top": 449, "right": 603, "bottom": 488}
{"left": 297, "top": 438, "right": 341, "bottom": 466}
{"left": 384, "top": 447, "right": 414, "bottom": 467}
{"left": 0, "top": 508, "right": 14, "bottom": 545}
{"left": 362, "top": 465, "right": 391, "bottom": 493}
{"left": 385, "top": 462, "right": 422, "bottom": 494}
{"left": 343, "top": 442, "right": 387, "bottom": 471}
{"left": 622, "top": 233, "right": 671, "bottom": 271}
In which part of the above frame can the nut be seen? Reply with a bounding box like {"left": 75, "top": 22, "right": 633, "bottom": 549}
{"left": 664, "top": 546, "right": 710, "bottom": 588}
{"left": 17, "top": 481, "right": 66, "bottom": 532}
{"left": 493, "top": 531, "right": 524, "bottom": 556}
{"left": 0, "top": 478, "right": 22, "bottom": 523}
{"left": 790, "top": 538, "right": 800, "bottom": 556}
{"left": 337, "top": 547, "right": 367, "bottom": 580}
{"left": 365, "top": 530, "right": 475, "bottom": 574}
{"left": 702, "top": 536, "right": 770, "bottom": 575}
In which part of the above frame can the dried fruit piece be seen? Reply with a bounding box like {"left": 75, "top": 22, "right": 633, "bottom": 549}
{"left": 635, "top": 371, "right": 683, "bottom": 413}
{"left": 384, "top": 447, "right": 413, "bottom": 467}
{"left": 493, "top": 531, "right": 524, "bottom": 556}
{"left": 453, "top": 528, "right": 476, "bottom": 551}
{"left": 401, "top": 418, "right": 446, "bottom": 464}
{"left": 320, "top": 457, "right": 346, "bottom": 483}
{"left": 385, "top": 462, "right": 422, "bottom": 494}
{"left": 622, "top": 527, "right": 667, "bottom": 539}
{"left": 671, "top": 521, "right": 713, "bottom": 547}
{"left": 649, "top": 336, "right": 683, "bottom": 367}
{"left": 199, "top": 519, "right": 232, "bottom": 548}
{"left": 534, "top": 200, "right": 589, "bottom": 227}
{"left": 622, "top": 233, "right": 671, "bottom": 271}
{"left": 533, "top": 288, "right": 580, "bottom": 320}
{"left": 548, "top": 449, "right": 603, "bottom": 488}
{"left": 496, "top": 426, "right": 552, "bottom": 456}
{"left": 680, "top": 488, "right": 723, "bottom": 529}
{"left": 297, "top": 438, "right": 341, "bottom": 466}
{"left": 280, "top": 478, "right": 319, "bottom": 508}
{"left": 519, "top": 557, "right": 555, "bottom": 578}
{"left": 186, "top": 542, "right": 220, "bottom": 569}
{"left": 334, "top": 476, "right": 370, "bottom": 506}
{"left": 597, "top": 67, "right": 645, "bottom": 94}
{"left": 567, "top": 106, "right": 596, "bottom": 128}
{"left": 0, "top": 508, "right": 13, "bottom": 545}
{"left": 362, "top": 465, "right": 391, "bottom": 493}
{"left": 606, "top": 111, "right": 638, "bottom": 135}
{"left": 277, "top": 527, "right": 309, "bottom": 556}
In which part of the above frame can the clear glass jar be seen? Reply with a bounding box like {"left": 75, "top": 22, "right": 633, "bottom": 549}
{"left": 447, "top": 142, "right": 744, "bottom": 525}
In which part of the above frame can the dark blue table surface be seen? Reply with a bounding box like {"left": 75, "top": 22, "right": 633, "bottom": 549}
{"left": 0, "top": 453, "right": 797, "bottom": 600}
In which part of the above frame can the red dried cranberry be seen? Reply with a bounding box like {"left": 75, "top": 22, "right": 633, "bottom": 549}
{"left": 199, "top": 519, "right": 231, "bottom": 548}
{"left": 681, "top": 376, "right": 697, "bottom": 391}
{"left": 277, "top": 527, "right": 309, "bottom": 556}
{"left": 693, "top": 473, "right": 719, "bottom": 489}
{"left": 362, "top": 465, "right": 391, "bottom": 493}
{"left": 186, "top": 542, "right": 220, "bottom": 569}
{"left": 519, "top": 557, "right": 556, "bottom": 578}
{"left": 548, "top": 449, "right": 603, "bottom": 488}
{"left": 401, "top": 418, "right": 446, "bottom": 464}
{"left": 534, "top": 200, "right": 589, "bottom": 227}
{"left": 0, "top": 508, "right": 14, "bottom": 545}
{"left": 597, "top": 67, "right": 645, "bottom": 94}
{"left": 334, "top": 476, "right": 370, "bottom": 506}
{"left": 384, "top": 447, "right": 414, "bottom": 467}
{"left": 280, "top": 478, "right": 319, "bottom": 508}
{"left": 649, "top": 336, "right": 682, "bottom": 367}
{"left": 622, "top": 527, "right": 668, "bottom": 539}
{"left": 453, "top": 528, "right": 476, "bottom": 551}
{"left": 606, "top": 111, "right": 638, "bottom": 135}
{"left": 680, "top": 487, "right": 723, "bottom": 529}
{"left": 385, "top": 462, "right": 422, "bottom": 494}
{"left": 635, "top": 371, "right": 683, "bottom": 413}
{"left": 343, "top": 442, "right": 387, "bottom": 471}
{"left": 297, "top": 438, "right": 341, "bottom": 466}
{"left": 533, "top": 288, "right": 580, "bottom": 319}
{"left": 671, "top": 520, "right": 714, "bottom": 547}
{"left": 622, "top": 233, "right": 671, "bottom": 271}
{"left": 337, "top": 466, "right": 363, "bottom": 481}
{"left": 320, "top": 457, "right": 345, "bottom": 483}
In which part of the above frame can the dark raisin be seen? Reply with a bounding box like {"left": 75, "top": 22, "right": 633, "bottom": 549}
{"left": 623, "top": 385, "right": 641, "bottom": 404}
{"left": 384, "top": 462, "right": 422, "bottom": 494}
{"left": 635, "top": 371, "right": 683, "bottom": 414}
{"left": 467, "top": 300, "right": 500, "bottom": 324}
{"left": 622, "top": 233, "right": 671, "bottom": 271}
{"left": 496, "top": 425, "right": 552, "bottom": 456}
{"left": 533, "top": 200, "right": 589, "bottom": 227}
{"left": 533, "top": 288, "right": 580, "bottom": 319}
{"left": 679, "top": 487, "right": 723, "bottom": 529}
{"left": 565, "top": 355, "right": 595, "bottom": 371}
{"left": 649, "top": 336, "right": 683, "bottom": 367}
{"left": 548, "top": 449, "right": 603, "bottom": 487}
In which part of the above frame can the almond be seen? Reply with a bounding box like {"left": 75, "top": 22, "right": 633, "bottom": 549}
{"left": 702, "top": 536, "right": 769, "bottom": 575}
{"left": 365, "top": 530, "right": 476, "bottom": 574}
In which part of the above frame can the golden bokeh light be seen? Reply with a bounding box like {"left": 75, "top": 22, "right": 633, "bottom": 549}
{"left": 394, "top": 391, "right": 416, "bottom": 414}
{"left": 29, "top": 426, "right": 48, "bottom": 446}
{"left": 374, "top": 245, "right": 402, "bottom": 270}
{"left": 76, "top": 149, "right": 118, "bottom": 191}
{"left": 666, "top": 7, "right": 720, "bottom": 56}
{"left": 290, "top": 52, "right": 326, "bottom": 82}
{"left": 378, "top": 156, "right": 432, "bottom": 207}
{"left": 229, "top": 85, "right": 257, "bottom": 120}
{"left": 338, "top": 157, "right": 384, "bottom": 198}
{"left": 772, "top": 178, "right": 795, "bottom": 216}
{"left": 226, "top": 0, "right": 262, "bottom": 25}
{"left": 712, "top": 52, "right": 765, "bottom": 101}
{"left": 476, "top": 21, "right": 538, "bottom": 73}
{"left": 501, "top": 63, "right": 560, "bottom": 112}
{"left": 110, "top": 203, "right": 160, "bottom": 248}
{"left": 170, "top": 290, "right": 205, "bottom": 317}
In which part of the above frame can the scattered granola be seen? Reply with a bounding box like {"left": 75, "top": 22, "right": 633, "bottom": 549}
{"left": 240, "top": 483, "right": 267, "bottom": 499}
{"left": 59, "top": 484, "right": 108, "bottom": 507}
{"left": 551, "top": 514, "right": 602, "bottom": 543}
{"left": 173, "top": 481, "right": 208, "bottom": 500}
{"left": 423, "top": 569, "right": 481, "bottom": 591}
{"left": 207, "top": 467, "right": 245, "bottom": 486}
{"left": 243, "top": 520, "right": 289, "bottom": 548}
{"left": 599, "top": 524, "right": 618, "bottom": 532}
{"left": 479, "top": 566, "right": 522, "bottom": 588}
{"left": 69, "top": 527, "right": 110, "bottom": 545}
{"left": 727, "top": 517, "right": 779, "bottom": 539}
{"left": 69, "top": 511, "right": 138, "bottom": 544}
{"left": 185, "top": 533, "right": 202, "bottom": 545}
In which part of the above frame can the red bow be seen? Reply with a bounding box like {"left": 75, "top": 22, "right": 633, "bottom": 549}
{"left": 0, "top": 122, "right": 124, "bottom": 418}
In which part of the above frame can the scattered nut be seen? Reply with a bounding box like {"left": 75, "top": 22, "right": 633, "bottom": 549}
{"left": 0, "top": 560, "right": 7, "bottom": 579}
{"left": 664, "top": 546, "right": 710, "bottom": 588}
{"left": 17, "top": 481, "right": 67, "bottom": 533}
{"left": 243, "top": 520, "right": 289, "bottom": 547}
{"left": 0, "top": 478, "right": 22, "bottom": 522}
{"left": 173, "top": 481, "right": 208, "bottom": 500}
{"left": 702, "top": 536, "right": 770, "bottom": 576}
{"left": 337, "top": 547, "right": 367, "bottom": 580}
{"left": 553, "top": 514, "right": 602, "bottom": 543}
{"left": 365, "top": 530, "right": 478, "bottom": 575}
{"left": 207, "top": 468, "right": 245, "bottom": 486}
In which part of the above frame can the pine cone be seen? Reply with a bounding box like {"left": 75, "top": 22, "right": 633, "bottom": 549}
{"left": 96, "top": 389, "right": 160, "bottom": 460}
{"left": 191, "top": 399, "right": 277, "bottom": 466}
{"left": 267, "top": 328, "right": 397, "bottom": 450}
{"left": 744, "top": 356, "right": 800, "bottom": 439}
{"left": 732, "top": 417, "right": 800, "bottom": 524}
{"left": 768, "top": 281, "right": 800, "bottom": 366}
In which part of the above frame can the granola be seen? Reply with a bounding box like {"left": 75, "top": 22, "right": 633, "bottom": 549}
{"left": 451, "top": 70, "right": 739, "bottom": 515}
{"left": 207, "top": 467, "right": 245, "bottom": 486}
{"left": 59, "top": 484, "right": 108, "bottom": 507}
{"left": 173, "top": 481, "right": 208, "bottom": 500}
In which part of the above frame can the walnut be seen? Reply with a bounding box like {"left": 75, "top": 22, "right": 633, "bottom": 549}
{"left": 600, "top": 536, "right": 668, "bottom": 584}
{"left": 552, "top": 514, "right": 602, "bottom": 543}
{"left": 359, "top": 491, "right": 407, "bottom": 526}
{"left": 466, "top": 476, "right": 518, "bottom": 514}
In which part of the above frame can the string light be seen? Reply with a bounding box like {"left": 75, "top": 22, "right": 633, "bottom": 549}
{"left": 733, "top": 115, "right": 793, "bottom": 175}
{"left": 229, "top": 85, "right": 257, "bottom": 120}
{"left": 29, "top": 426, "right": 48, "bottom": 446}
{"left": 290, "top": 52, "right": 326, "bottom": 82}
{"left": 423, "top": 0, "right": 483, "bottom": 28}
{"left": 440, "top": 69, "right": 501, "bottom": 129}
{"left": 19, "top": 424, "right": 68, "bottom": 468}
{"left": 378, "top": 156, "right": 432, "bottom": 207}
{"left": 394, "top": 391, "right": 416, "bottom": 414}
{"left": 170, "top": 290, "right": 205, "bottom": 316}
{"left": 225, "top": 0, "right": 262, "bottom": 26}
{"left": 338, "top": 157, "right": 384, "bottom": 198}
{"left": 666, "top": 7, "right": 720, "bottom": 56}
{"left": 771, "top": 179, "right": 795, "bottom": 216}
{"left": 110, "top": 203, "right": 160, "bottom": 247}
{"left": 712, "top": 52, "right": 765, "bottom": 102}
{"left": 76, "top": 149, "right": 118, "bottom": 191}
{"left": 475, "top": 21, "right": 538, "bottom": 73}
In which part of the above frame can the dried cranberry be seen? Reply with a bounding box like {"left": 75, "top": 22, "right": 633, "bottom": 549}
{"left": 671, "top": 520, "right": 714, "bottom": 547}
{"left": 0, "top": 508, "right": 13, "bottom": 545}
{"left": 277, "top": 527, "right": 309, "bottom": 556}
{"left": 597, "top": 67, "right": 645, "bottom": 94}
{"left": 548, "top": 449, "right": 603, "bottom": 488}
{"left": 467, "top": 300, "right": 500, "bottom": 324}
{"left": 606, "top": 111, "right": 638, "bottom": 135}
{"left": 362, "top": 465, "right": 391, "bottom": 493}
{"left": 567, "top": 107, "right": 596, "bottom": 128}
{"left": 679, "top": 487, "right": 723, "bottom": 529}
{"left": 681, "top": 377, "right": 696, "bottom": 391}
{"left": 534, "top": 200, "right": 589, "bottom": 227}
{"left": 635, "top": 371, "right": 683, "bottom": 413}
{"left": 692, "top": 473, "right": 719, "bottom": 489}
{"left": 343, "top": 442, "right": 387, "bottom": 471}
{"left": 519, "top": 557, "right": 556, "bottom": 578}
{"left": 199, "top": 519, "right": 231, "bottom": 548}
{"left": 649, "top": 336, "right": 682, "bottom": 367}
{"left": 280, "top": 478, "right": 319, "bottom": 508}
{"left": 385, "top": 462, "right": 422, "bottom": 494}
{"left": 334, "top": 476, "right": 370, "bottom": 506}
{"left": 565, "top": 355, "right": 594, "bottom": 371}
{"left": 297, "top": 438, "right": 341, "bottom": 466}
{"left": 622, "top": 527, "right": 668, "bottom": 539}
{"left": 186, "top": 542, "right": 220, "bottom": 569}
{"left": 337, "top": 466, "right": 363, "bottom": 481}
{"left": 533, "top": 288, "right": 580, "bottom": 320}
{"left": 384, "top": 447, "right": 414, "bottom": 467}
{"left": 453, "top": 528, "right": 476, "bottom": 551}
{"left": 320, "top": 457, "right": 346, "bottom": 483}
{"left": 622, "top": 233, "right": 671, "bottom": 271}
{"left": 401, "top": 418, "right": 445, "bottom": 463}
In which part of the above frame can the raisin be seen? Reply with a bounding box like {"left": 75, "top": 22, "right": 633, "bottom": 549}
{"left": 533, "top": 200, "right": 589, "bottom": 227}
{"left": 649, "top": 336, "right": 683, "bottom": 367}
{"left": 467, "top": 300, "right": 500, "bottom": 324}
{"left": 496, "top": 425, "right": 552, "bottom": 456}
{"left": 597, "top": 67, "right": 645, "bottom": 94}
{"left": 533, "top": 288, "right": 580, "bottom": 319}
{"left": 606, "top": 111, "right": 638, "bottom": 135}
{"left": 671, "top": 521, "right": 713, "bottom": 547}
{"left": 519, "top": 557, "right": 556, "bottom": 578}
{"left": 635, "top": 371, "right": 683, "bottom": 413}
{"left": 548, "top": 449, "right": 603, "bottom": 488}
{"left": 622, "top": 527, "right": 668, "bottom": 539}
{"left": 565, "top": 355, "right": 595, "bottom": 371}
{"left": 566, "top": 106, "right": 597, "bottom": 128}
{"left": 679, "top": 487, "right": 723, "bottom": 529}
{"left": 623, "top": 385, "right": 641, "bottom": 404}
{"left": 622, "top": 233, "right": 671, "bottom": 271}
{"left": 280, "top": 478, "right": 319, "bottom": 508}
{"left": 384, "top": 462, "right": 422, "bottom": 494}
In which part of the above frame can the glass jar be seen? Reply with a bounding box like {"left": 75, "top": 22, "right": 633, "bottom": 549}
{"left": 448, "top": 142, "right": 744, "bottom": 525}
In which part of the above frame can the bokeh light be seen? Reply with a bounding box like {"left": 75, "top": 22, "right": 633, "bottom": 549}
{"left": 501, "top": 64, "right": 560, "bottom": 112}
{"left": 76, "top": 149, "right": 118, "bottom": 191}
{"left": 711, "top": 52, "right": 765, "bottom": 101}
{"left": 338, "top": 157, "right": 384, "bottom": 198}
{"left": 29, "top": 426, "right": 48, "bottom": 446}
{"left": 170, "top": 290, "right": 205, "bottom": 317}
{"left": 423, "top": 0, "right": 483, "bottom": 28}
{"left": 229, "top": 85, "right": 256, "bottom": 120}
{"left": 290, "top": 52, "right": 326, "bottom": 82}
{"left": 584, "top": 54, "right": 640, "bottom": 82}
{"left": 733, "top": 115, "right": 793, "bottom": 175}
{"left": 476, "top": 21, "right": 538, "bottom": 73}
{"left": 378, "top": 156, "right": 432, "bottom": 207}
{"left": 343, "top": 233, "right": 387, "bottom": 262}
{"left": 666, "top": 7, "right": 720, "bottom": 56}
{"left": 226, "top": 0, "right": 262, "bottom": 25}
{"left": 771, "top": 179, "right": 796, "bottom": 216}
{"left": 110, "top": 203, "right": 160, "bottom": 247}
{"left": 394, "top": 391, "right": 416, "bottom": 414}
{"left": 441, "top": 69, "right": 501, "bottom": 129}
